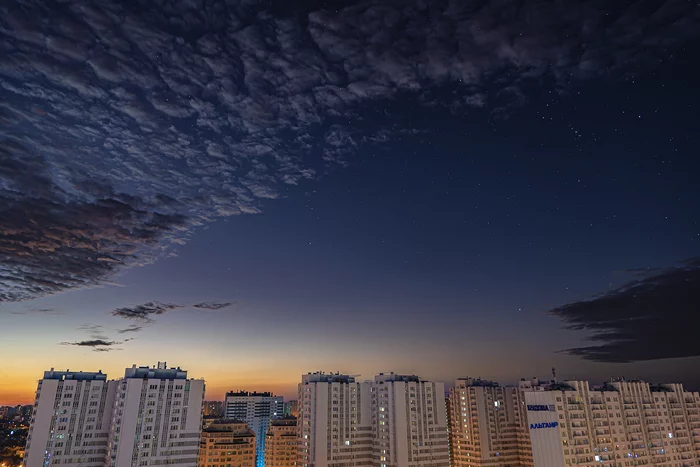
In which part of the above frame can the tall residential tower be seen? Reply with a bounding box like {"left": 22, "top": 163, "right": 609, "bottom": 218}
{"left": 224, "top": 391, "right": 283, "bottom": 467}
{"left": 24, "top": 369, "right": 116, "bottom": 467}
{"left": 298, "top": 373, "right": 373, "bottom": 467}
{"left": 107, "top": 363, "right": 204, "bottom": 467}
{"left": 372, "top": 373, "right": 450, "bottom": 467}
{"left": 448, "top": 377, "right": 533, "bottom": 467}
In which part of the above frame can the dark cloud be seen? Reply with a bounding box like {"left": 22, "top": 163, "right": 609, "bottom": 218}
{"left": 1, "top": 0, "right": 698, "bottom": 303}
{"left": 60, "top": 339, "right": 121, "bottom": 352}
{"left": 192, "top": 301, "right": 233, "bottom": 310}
{"left": 111, "top": 302, "right": 182, "bottom": 322}
{"left": 549, "top": 258, "right": 700, "bottom": 363}
{"left": 117, "top": 324, "right": 144, "bottom": 334}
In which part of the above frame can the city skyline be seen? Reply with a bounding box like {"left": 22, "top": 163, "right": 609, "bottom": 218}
{"left": 1, "top": 0, "right": 700, "bottom": 407}
{"left": 8, "top": 363, "right": 700, "bottom": 406}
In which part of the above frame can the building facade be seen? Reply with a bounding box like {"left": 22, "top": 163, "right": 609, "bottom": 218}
{"left": 372, "top": 373, "right": 450, "bottom": 467}
{"left": 224, "top": 391, "right": 284, "bottom": 467}
{"left": 448, "top": 377, "right": 533, "bottom": 467}
{"left": 108, "top": 363, "right": 204, "bottom": 467}
{"left": 525, "top": 379, "right": 700, "bottom": 466}
{"left": 198, "top": 420, "right": 255, "bottom": 467}
{"left": 24, "top": 369, "right": 116, "bottom": 467}
{"left": 298, "top": 373, "right": 373, "bottom": 467}
{"left": 24, "top": 363, "right": 205, "bottom": 467}
{"left": 298, "top": 372, "right": 450, "bottom": 467}
{"left": 264, "top": 417, "right": 297, "bottom": 467}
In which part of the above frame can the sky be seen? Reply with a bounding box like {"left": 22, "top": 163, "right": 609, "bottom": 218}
{"left": 1, "top": 0, "right": 699, "bottom": 405}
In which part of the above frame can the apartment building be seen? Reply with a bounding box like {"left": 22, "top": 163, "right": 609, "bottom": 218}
{"left": 24, "top": 363, "right": 204, "bottom": 467}
{"left": 24, "top": 369, "right": 116, "bottom": 467}
{"left": 264, "top": 417, "right": 297, "bottom": 467}
{"left": 298, "top": 372, "right": 373, "bottom": 467}
{"left": 198, "top": 420, "right": 255, "bottom": 467}
{"left": 298, "top": 372, "right": 450, "bottom": 467}
{"left": 448, "top": 377, "right": 533, "bottom": 467}
{"left": 372, "top": 373, "right": 449, "bottom": 467}
{"left": 224, "top": 391, "right": 283, "bottom": 467}
{"left": 525, "top": 379, "right": 700, "bottom": 466}
{"left": 107, "top": 363, "right": 205, "bottom": 467}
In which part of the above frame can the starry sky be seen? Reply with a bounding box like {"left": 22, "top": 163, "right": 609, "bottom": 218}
{"left": 1, "top": 0, "right": 699, "bottom": 405}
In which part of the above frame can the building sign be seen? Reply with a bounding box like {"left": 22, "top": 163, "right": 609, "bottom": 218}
{"left": 527, "top": 404, "right": 555, "bottom": 411}
{"left": 530, "top": 422, "right": 559, "bottom": 429}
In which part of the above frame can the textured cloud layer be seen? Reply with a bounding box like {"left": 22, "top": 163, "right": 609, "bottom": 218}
{"left": 111, "top": 300, "right": 232, "bottom": 323}
{"left": 549, "top": 258, "right": 700, "bottom": 363}
{"left": 1, "top": 0, "right": 699, "bottom": 303}
{"left": 111, "top": 302, "right": 181, "bottom": 322}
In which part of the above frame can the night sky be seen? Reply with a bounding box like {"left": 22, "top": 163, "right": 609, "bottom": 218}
{"left": 1, "top": 0, "right": 699, "bottom": 404}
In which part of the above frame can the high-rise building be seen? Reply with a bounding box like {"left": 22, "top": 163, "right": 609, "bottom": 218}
{"left": 264, "top": 417, "right": 297, "bottom": 467}
{"left": 284, "top": 401, "right": 299, "bottom": 418}
{"left": 525, "top": 379, "right": 700, "bottom": 466}
{"left": 224, "top": 391, "right": 284, "bottom": 467}
{"left": 448, "top": 377, "right": 533, "bottom": 467}
{"left": 445, "top": 397, "right": 453, "bottom": 466}
{"left": 198, "top": 419, "right": 256, "bottom": 467}
{"left": 372, "top": 373, "right": 450, "bottom": 467}
{"left": 23, "top": 369, "right": 117, "bottom": 467}
{"left": 298, "top": 372, "right": 450, "bottom": 467}
{"left": 108, "top": 362, "right": 205, "bottom": 467}
{"left": 298, "top": 372, "right": 373, "bottom": 467}
{"left": 23, "top": 363, "right": 204, "bottom": 467}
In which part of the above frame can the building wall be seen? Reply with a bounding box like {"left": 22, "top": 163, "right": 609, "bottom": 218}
{"left": 265, "top": 419, "right": 297, "bottom": 467}
{"left": 448, "top": 379, "right": 533, "bottom": 467}
{"left": 224, "top": 393, "right": 283, "bottom": 467}
{"left": 24, "top": 371, "right": 115, "bottom": 467}
{"left": 198, "top": 421, "right": 255, "bottom": 467}
{"left": 299, "top": 373, "right": 449, "bottom": 467}
{"left": 298, "top": 373, "right": 373, "bottom": 467}
{"left": 525, "top": 380, "right": 700, "bottom": 467}
{"left": 373, "top": 374, "right": 449, "bottom": 467}
{"left": 109, "top": 374, "right": 204, "bottom": 467}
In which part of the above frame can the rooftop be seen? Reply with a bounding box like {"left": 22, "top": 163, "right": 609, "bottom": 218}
{"left": 124, "top": 362, "right": 188, "bottom": 380}
{"left": 43, "top": 369, "right": 107, "bottom": 381}
{"left": 302, "top": 372, "right": 356, "bottom": 384}
{"left": 225, "top": 391, "right": 277, "bottom": 397}
{"left": 375, "top": 373, "right": 422, "bottom": 383}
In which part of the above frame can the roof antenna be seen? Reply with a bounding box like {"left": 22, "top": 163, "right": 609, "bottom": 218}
{"left": 552, "top": 367, "right": 557, "bottom": 382}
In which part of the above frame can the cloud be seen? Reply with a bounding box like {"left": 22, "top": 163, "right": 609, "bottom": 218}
{"left": 549, "top": 258, "right": 700, "bottom": 363}
{"left": 192, "top": 302, "right": 233, "bottom": 310}
{"left": 117, "top": 324, "right": 144, "bottom": 334}
{"left": 110, "top": 300, "right": 233, "bottom": 322}
{"left": 77, "top": 324, "right": 108, "bottom": 339}
{"left": 10, "top": 307, "right": 60, "bottom": 316}
{"left": 60, "top": 339, "right": 121, "bottom": 352}
{"left": 111, "top": 302, "right": 182, "bottom": 322}
{"left": 1, "top": 0, "right": 698, "bottom": 303}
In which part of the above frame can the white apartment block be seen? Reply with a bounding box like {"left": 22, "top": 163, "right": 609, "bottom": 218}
{"left": 224, "top": 391, "right": 284, "bottom": 467}
{"left": 24, "top": 363, "right": 204, "bottom": 467}
{"left": 24, "top": 369, "right": 117, "bottom": 467}
{"left": 298, "top": 373, "right": 373, "bottom": 467}
{"left": 373, "top": 373, "right": 450, "bottom": 467}
{"left": 298, "top": 372, "right": 450, "bottom": 467}
{"left": 108, "top": 363, "right": 204, "bottom": 467}
{"left": 525, "top": 379, "right": 700, "bottom": 466}
{"left": 448, "top": 377, "right": 533, "bottom": 467}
